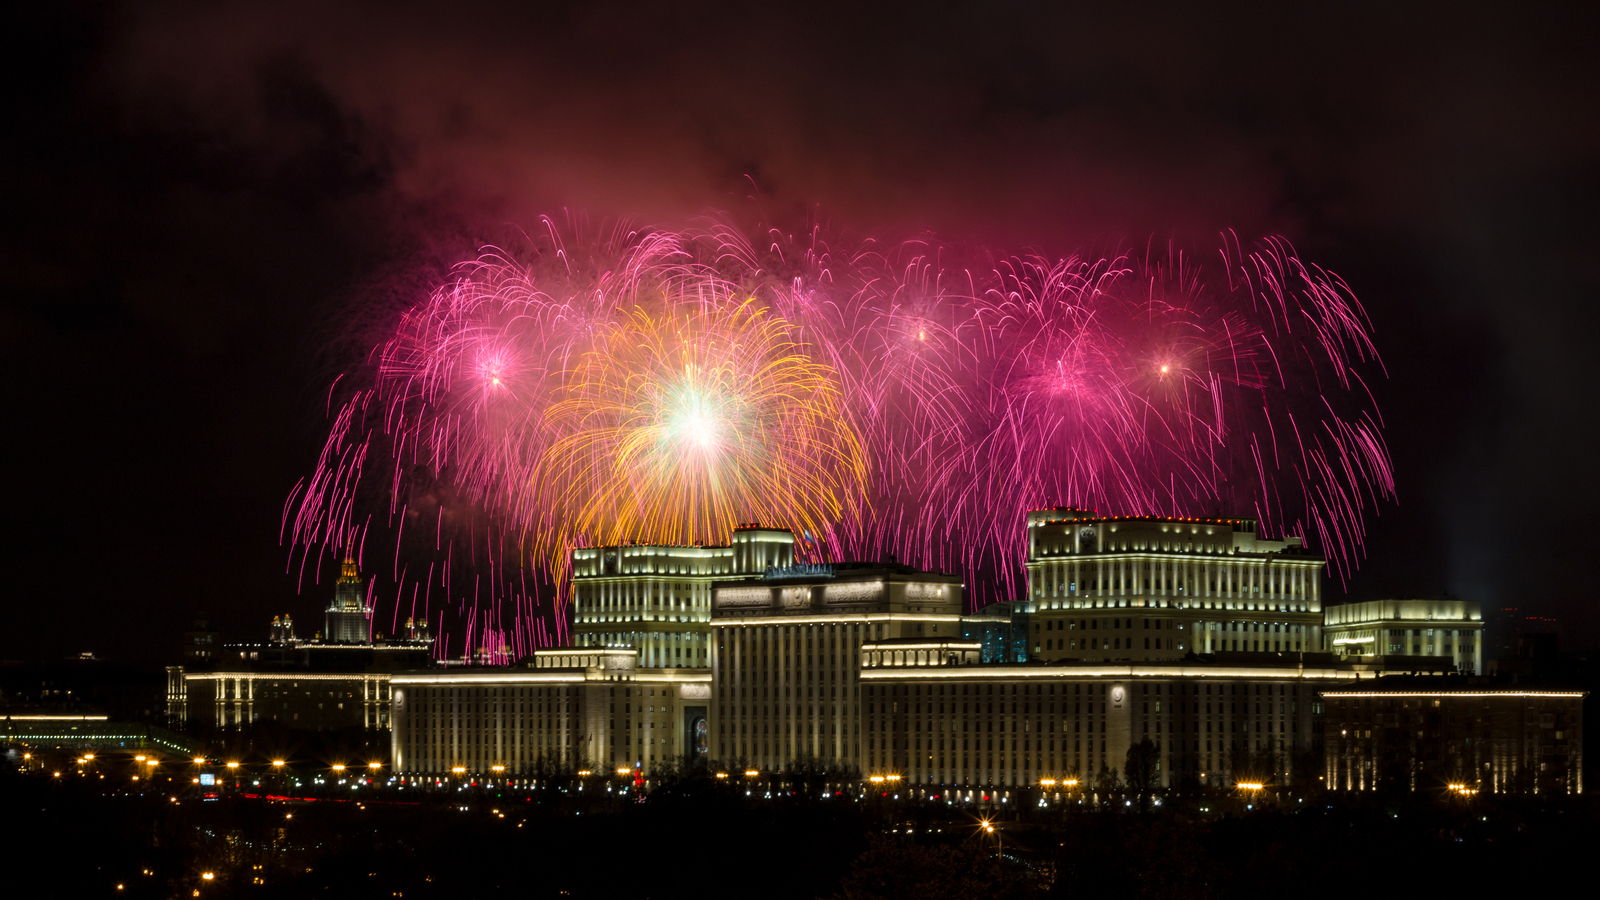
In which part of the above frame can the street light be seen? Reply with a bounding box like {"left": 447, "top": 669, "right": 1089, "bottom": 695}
{"left": 226, "top": 762, "right": 240, "bottom": 770}
{"left": 980, "top": 818, "right": 1003, "bottom": 856}
{"left": 367, "top": 762, "right": 382, "bottom": 771}
{"left": 272, "top": 760, "right": 286, "bottom": 768}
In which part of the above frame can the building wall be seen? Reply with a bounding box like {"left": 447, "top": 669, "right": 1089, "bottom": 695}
{"left": 1323, "top": 599, "right": 1483, "bottom": 675}
{"left": 859, "top": 663, "right": 1343, "bottom": 790}
{"left": 1321, "top": 686, "right": 1584, "bottom": 794}
{"left": 389, "top": 650, "right": 714, "bottom": 776}
{"left": 569, "top": 527, "right": 794, "bottom": 669}
{"left": 178, "top": 671, "right": 392, "bottom": 731}
{"left": 1025, "top": 510, "right": 1324, "bottom": 663}
{"left": 708, "top": 567, "right": 965, "bottom": 773}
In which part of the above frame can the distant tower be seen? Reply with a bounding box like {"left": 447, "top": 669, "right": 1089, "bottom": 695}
{"left": 182, "top": 612, "right": 220, "bottom": 666}
{"left": 405, "top": 617, "right": 432, "bottom": 643}
{"left": 324, "top": 557, "right": 373, "bottom": 644}
{"left": 270, "top": 615, "right": 297, "bottom": 643}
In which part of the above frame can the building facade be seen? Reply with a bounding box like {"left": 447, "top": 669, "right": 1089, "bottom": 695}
{"left": 1321, "top": 678, "right": 1584, "bottom": 794}
{"left": 168, "top": 564, "right": 432, "bottom": 732}
{"left": 707, "top": 561, "right": 965, "bottom": 773}
{"left": 388, "top": 511, "right": 1572, "bottom": 799}
{"left": 568, "top": 525, "right": 795, "bottom": 669}
{"left": 960, "top": 602, "right": 1030, "bottom": 663}
{"left": 389, "top": 647, "right": 714, "bottom": 776}
{"left": 172, "top": 668, "right": 394, "bottom": 731}
{"left": 1322, "top": 599, "right": 1483, "bottom": 675}
{"left": 325, "top": 557, "right": 374, "bottom": 643}
{"left": 1023, "top": 509, "right": 1324, "bottom": 663}
{"left": 858, "top": 644, "right": 1347, "bottom": 791}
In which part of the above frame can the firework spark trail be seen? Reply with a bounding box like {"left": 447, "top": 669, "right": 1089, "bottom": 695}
{"left": 286, "top": 217, "right": 1394, "bottom": 661}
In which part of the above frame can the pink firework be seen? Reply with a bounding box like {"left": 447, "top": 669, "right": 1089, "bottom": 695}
{"left": 285, "top": 217, "right": 1394, "bottom": 660}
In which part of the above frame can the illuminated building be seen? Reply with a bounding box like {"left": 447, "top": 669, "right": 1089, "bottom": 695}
{"left": 387, "top": 509, "right": 1573, "bottom": 798}
{"left": 960, "top": 602, "right": 1030, "bottom": 663}
{"left": 325, "top": 556, "right": 374, "bottom": 643}
{"left": 171, "top": 668, "right": 394, "bottom": 731}
{"left": 708, "top": 560, "right": 964, "bottom": 772}
{"left": 167, "top": 561, "right": 432, "bottom": 732}
{"left": 389, "top": 648, "right": 712, "bottom": 776}
{"left": 181, "top": 613, "right": 219, "bottom": 666}
{"left": 1023, "top": 508, "right": 1323, "bottom": 662}
{"left": 858, "top": 644, "right": 1342, "bottom": 792}
{"left": 1322, "top": 678, "right": 1585, "bottom": 794}
{"left": 568, "top": 525, "right": 795, "bottom": 668}
{"left": 1322, "top": 598, "right": 1483, "bottom": 675}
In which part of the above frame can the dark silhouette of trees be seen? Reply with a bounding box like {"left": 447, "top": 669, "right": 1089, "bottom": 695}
{"left": 1124, "top": 738, "right": 1159, "bottom": 812}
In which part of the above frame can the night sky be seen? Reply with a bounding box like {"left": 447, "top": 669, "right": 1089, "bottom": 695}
{"left": 4, "top": 2, "right": 1597, "bottom": 663}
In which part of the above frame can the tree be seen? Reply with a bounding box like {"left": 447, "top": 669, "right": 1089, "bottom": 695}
{"left": 1124, "top": 739, "right": 1159, "bottom": 812}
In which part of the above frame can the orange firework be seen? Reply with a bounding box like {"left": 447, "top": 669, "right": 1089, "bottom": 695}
{"left": 536, "top": 296, "right": 867, "bottom": 552}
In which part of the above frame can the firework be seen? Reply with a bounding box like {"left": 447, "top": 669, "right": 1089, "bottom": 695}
{"left": 284, "top": 218, "right": 1394, "bottom": 661}
{"left": 535, "top": 296, "right": 867, "bottom": 551}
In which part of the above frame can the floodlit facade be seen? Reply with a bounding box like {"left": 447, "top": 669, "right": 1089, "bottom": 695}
{"left": 1322, "top": 599, "right": 1483, "bottom": 675}
{"left": 1322, "top": 679, "right": 1584, "bottom": 794}
{"left": 325, "top": 557, "right": 374, "bottom": 643}
{"left": 174, "top": 670, "right": 393, "bottom": 731}
{"left": 388, "top": 509, "right": 1575, "bottom": 799}
{"left": 568, "top": 525, "right": 795, "bottom": 669}
{"left": 1023, "top": 508, "right": 1324, "bottom": 663}
{"left": 708, "top": 562, "right": 964, "bottom": 773}
{"left": 859, "top": 648, "right": 1347, "bottom": 791}
{"left": 167, "top": 561, "right": 431, "bottom": 732}
{"left": 389, "top": 648, "right": 713, "bottom": 776}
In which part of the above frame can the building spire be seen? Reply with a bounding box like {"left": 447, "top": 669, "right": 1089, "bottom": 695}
{"left": 337, "top": 554, "right": 361, "bottom": 585}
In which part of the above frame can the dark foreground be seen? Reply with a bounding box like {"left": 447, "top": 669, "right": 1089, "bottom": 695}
{"left": 4, "top": 765, "right": 1595, "bottom": 900}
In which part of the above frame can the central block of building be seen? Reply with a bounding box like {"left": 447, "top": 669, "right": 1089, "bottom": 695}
{"left": 708, "top": 556, "right": 964, "bottom": 772}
